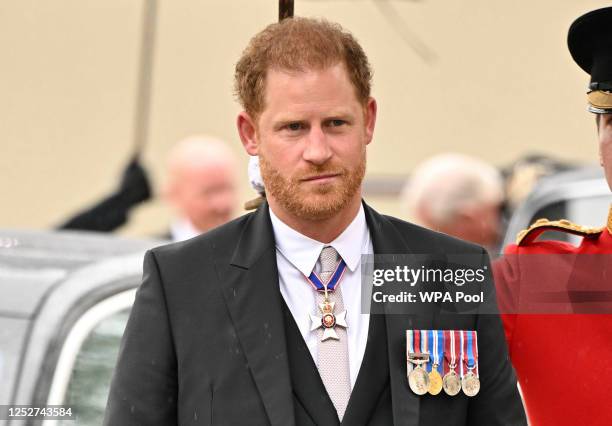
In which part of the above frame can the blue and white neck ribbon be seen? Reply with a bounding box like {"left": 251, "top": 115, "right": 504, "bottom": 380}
{"left": 306, "top": 259, "right": 347, "bottom": 292}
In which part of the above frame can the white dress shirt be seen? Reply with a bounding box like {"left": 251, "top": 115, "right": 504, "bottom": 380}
{"left": 269, "top": 205, "right": 373, "bottom": 389}
{"left": 169, "top": 218, "right": 201, "bottom": 242}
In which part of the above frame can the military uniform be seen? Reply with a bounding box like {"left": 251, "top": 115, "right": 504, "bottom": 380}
{"left": 494, "top": 206, "right": 612, "bottom": 424}
{"left": 494, "top": 6, "right": 612, "bottom": 424}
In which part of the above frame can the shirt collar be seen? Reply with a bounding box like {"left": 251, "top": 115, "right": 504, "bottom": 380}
{"left": 170, "top": 218, "right": 201, "bottom": 242}
{"left": 269, "top": 204, "right": 369, "bottom": 277}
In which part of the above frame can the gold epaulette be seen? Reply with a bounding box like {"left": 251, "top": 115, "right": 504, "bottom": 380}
{"left": 516, "top": 218, "right": 604, "bottom": 246}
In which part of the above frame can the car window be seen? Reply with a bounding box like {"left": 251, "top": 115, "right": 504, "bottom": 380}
{"left": 565, "top": 195, "right": 612, "bottom": 228}
{"left": 503, "top": 171, "right": 612, "bottom": 249}
{"left": 43, "top": 290, "right": 136, "bottom": 426}
{"left": 57, "top": 308, "right": 129, "bottom": 426}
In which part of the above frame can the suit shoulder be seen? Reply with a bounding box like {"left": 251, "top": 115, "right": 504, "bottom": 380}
{"left": 382, "top": 214, "right": 485, "bottom": 254}
{"left": 513, "top": 217, "right": 603, "bottom": 247}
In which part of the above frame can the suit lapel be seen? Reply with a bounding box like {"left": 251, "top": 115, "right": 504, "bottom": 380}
{"left": 341, "top": 310, "right": 389, "bottom": 425}
{"left": 363, "top": 202, "right": 435, "bottom": 426}
{"left": 219, "top": 203, "right": 295, "bottom": 426}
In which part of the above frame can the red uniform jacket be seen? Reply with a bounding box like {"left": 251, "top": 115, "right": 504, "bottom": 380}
{"left": 494, "top": 205, "right": 612, "bottom": 425}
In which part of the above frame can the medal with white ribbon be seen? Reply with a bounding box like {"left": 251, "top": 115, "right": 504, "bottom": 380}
{"left": 461, "top": 330, "right": 480, "bottom": 397}
{"left": 442, "top": 330, "right": 461, "bottom": 396}
{"left": 428, "top": 330, "right": 444, "bottom": 395}
{"left": 406, "top": 330, "right": 430, "bottom": 395}
{"left": 307, "top": 259, "right": 348, "bottom": 341}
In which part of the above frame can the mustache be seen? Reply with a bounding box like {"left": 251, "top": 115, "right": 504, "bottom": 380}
{"left": 293, "top": 165, "right": 346, "bottom": 181}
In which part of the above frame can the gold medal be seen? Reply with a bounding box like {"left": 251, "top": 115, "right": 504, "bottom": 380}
{"left": 428, "top": 364, "right": 443, "bottom": 395}
{"left": 406, "top": 351, "right": 430, "bottom": 396}
{"left": 428, "top": 331, "right": 444, "bottom": 396}
{"left": 442, "top": 369, "right": 461, "bottom": 396}
{"left": 461, "top": 370, "right": 480, "bottom": 397}
{"left": 408, "top": 365, "right": 430, "bottom": 395}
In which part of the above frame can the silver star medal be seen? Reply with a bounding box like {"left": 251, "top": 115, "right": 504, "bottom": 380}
{"left": 309, "top": 300, "right": 348, "bottom": 341}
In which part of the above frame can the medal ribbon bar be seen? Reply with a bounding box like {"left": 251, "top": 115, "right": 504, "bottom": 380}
{"left": 459, "top": 330, "right": 465, "bottom": 378}
{"left": 414, "top": 329, "right": 421, "bottom": 364}
{"left": 429, "top": 330, "right": 444, "bottom": 375}
{"left": 461, "top": 330, "right": 480, "bottom": 397}
{"left": 420, "top": 330, "right": 429, "bottom": 371}
{"left": 466, "top": 331, "right": 475, "bottom": 370}
{"left": 443, "top": 330, "right": 457, "bottom": 375}
{"left": 472, "top": 330, "right": 479, "bottom": 376}
{"left": 406, "top": 330, "right": 414, "bottom": 373}
{"left": 407, "top": 330, "right": 478, "bottom": 397}
{"left": 460, "top": 330, "right": 479, "bottom": 376}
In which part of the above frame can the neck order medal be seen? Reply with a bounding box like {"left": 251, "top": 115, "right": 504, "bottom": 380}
{"left": 308, "top": 259, "right": 348, "bottom": 341}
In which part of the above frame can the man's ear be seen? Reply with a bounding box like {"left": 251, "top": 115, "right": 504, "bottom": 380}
{"left": 237, "top": 112, "right": 259, "bottom": 155}
{"left": 364, "top": 97, "right": 378, "bottom": 145}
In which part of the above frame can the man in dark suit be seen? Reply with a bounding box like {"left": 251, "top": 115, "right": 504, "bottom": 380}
{"left": 104, "top": 17, "right": 526, "bottom": 425}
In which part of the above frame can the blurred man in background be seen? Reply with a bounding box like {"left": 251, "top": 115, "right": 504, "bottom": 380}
{"left": 162, "top": 135, "right": 239, "bottom": 241}
{"left": 59, "top": 135, "right": 239, "bottom": 241}
{"left": 401, "top": 153, "right": 504, "bottom": 253}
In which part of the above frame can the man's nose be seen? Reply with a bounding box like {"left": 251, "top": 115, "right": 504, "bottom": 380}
{"left": 302, "top": 125, "right": 332, "bottom": 165}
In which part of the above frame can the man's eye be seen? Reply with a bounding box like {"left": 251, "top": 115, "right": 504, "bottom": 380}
{"left": 286, "top": 123, "right": 303, "bottom": 131}
{"left": 329, "top": 119, "right": 345, "bottom": 127}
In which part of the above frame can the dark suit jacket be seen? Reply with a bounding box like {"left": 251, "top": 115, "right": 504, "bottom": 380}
{"left": 104, "top": 202, "right": 526, "bottom": 426}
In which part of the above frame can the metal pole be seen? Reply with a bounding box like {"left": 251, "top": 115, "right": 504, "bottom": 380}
{"left": 279, "top": 0, "right": 294, "bottom": 21}
{"left": 132, "top": 0, "right": 158, "bottom": 160}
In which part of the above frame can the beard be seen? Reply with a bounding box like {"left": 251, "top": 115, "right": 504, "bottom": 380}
{"left": 259, "top": 152, "right": 366, "bottom": 221}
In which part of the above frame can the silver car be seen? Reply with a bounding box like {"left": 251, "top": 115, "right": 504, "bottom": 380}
{"left": 0, "top": 230, "right": 160, "bottom": 425}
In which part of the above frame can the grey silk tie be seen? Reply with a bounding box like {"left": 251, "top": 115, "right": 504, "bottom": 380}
{"left": 316, "top": 246, "right": 351, "bottom": 420}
